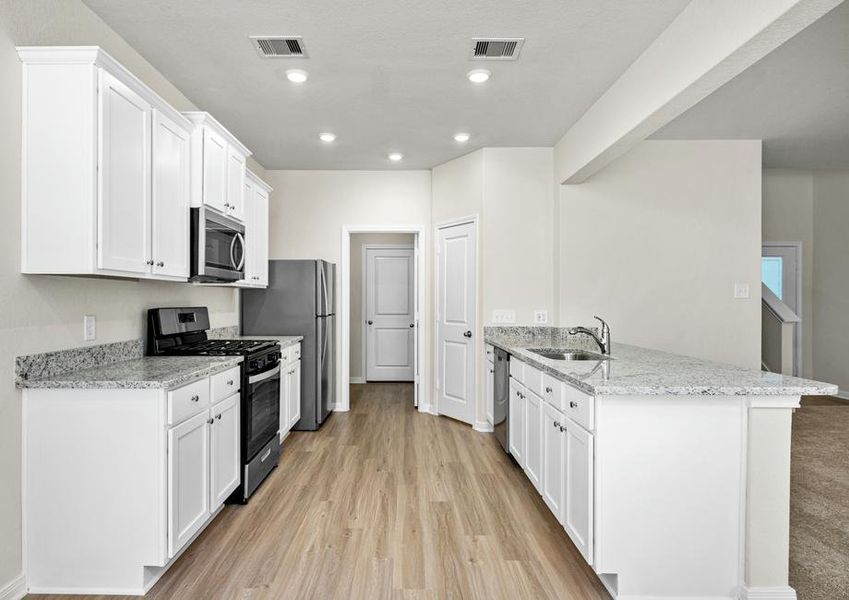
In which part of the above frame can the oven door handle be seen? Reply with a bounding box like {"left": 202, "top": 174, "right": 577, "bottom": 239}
{"left": 248, "top": 364, "right": 280, "bottom": 385}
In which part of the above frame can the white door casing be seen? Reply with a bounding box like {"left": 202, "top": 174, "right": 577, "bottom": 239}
{"left": 366, "top": 246, "right": 415, "bottom": 381}
{"left": 151, "top": 109, "right": 190, "bottom": 278}
{"left": 436, "top": 221, "right": 477, "bottom": 425}
{"left": 97, "top": 69, "right": 151, "bottom": 274}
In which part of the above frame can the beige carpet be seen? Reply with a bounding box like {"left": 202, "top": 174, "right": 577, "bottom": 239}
{"left": 790, "top": 399, "right": 849, "bottom": 600}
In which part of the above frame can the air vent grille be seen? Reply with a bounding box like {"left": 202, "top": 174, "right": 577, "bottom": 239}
{"left": 250, "top": 36, "right": 308, "bottom": 58}
{"left": 470, "top": 38, "right": 524, "bottom": 60}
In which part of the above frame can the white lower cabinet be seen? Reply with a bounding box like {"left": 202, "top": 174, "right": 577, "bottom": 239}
{"left": 209, "top": 394, "right": 241, "bottom": 509}
{"left": 278, "top": 343, "right": 302, "bottom": 440}
{"left": 485, "top": 355, "right": 495, "bottom": 425}
{"left": 563, "top": 420, "right": 594, "bottom": 563}
{"left": 508, "top": 378, "right": 525, "bottom": 467}
{"left": 510, "top": 358, "right": 595, "bottom": 567}
{"left": 524, "top": 390, "right": 543, "bottom": 493}
{"left": 167, "top": 410, "right": 210, "bottom": 557}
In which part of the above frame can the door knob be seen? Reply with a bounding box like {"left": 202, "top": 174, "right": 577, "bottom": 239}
{"left": 367, "top": 320, "right": 374, "bottom": 325}
{"left": 463, "top": 330, "right": 472, "bottom": 338}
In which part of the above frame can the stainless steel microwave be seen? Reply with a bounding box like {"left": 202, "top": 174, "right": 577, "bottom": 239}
{"left": 190, "top": 207, "right": 245, "bottom": 282}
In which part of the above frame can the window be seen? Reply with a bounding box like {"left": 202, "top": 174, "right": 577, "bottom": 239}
{"left": 762, "top": 256, "right": 783, "bottom": 300}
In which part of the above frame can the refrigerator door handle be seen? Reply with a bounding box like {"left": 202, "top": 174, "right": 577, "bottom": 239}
{"left": 320, "top": 264, "right": 329, "bottom": 316}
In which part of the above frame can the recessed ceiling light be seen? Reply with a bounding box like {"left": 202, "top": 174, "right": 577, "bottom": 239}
{"left": 467, "top": 69, "right": 491, "bottom": 83}
{"left": 388, "top": 153, "right": 403, "bottom": 162}
{"left": 319, "top": 132, "right": 336, "bottom": 142}
{"left": 286, "top": 69, "right": 308, "bottom": 83}
{"left": 453, "top": 133, "right": 470, "bottom": 142}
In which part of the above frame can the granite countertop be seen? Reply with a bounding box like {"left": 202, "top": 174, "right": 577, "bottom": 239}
{"left": 485, "top": 333, "right": 837, "bottom": 397}
{"left": 234, "top": 335, "right": 303, "bottom": 349}
{"left": 21, "top": 356, "right": 243, "bottom": 390}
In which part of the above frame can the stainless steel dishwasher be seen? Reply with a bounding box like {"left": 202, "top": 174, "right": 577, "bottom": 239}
{"left": 493, "top": 347, "right": 510, "bottom": 452}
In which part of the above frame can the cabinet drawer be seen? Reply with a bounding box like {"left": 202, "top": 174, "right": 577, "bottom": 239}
{"left": 211, "top": 366, "right": 240, "bottom": 403}
{"left": 541, "top": 373, "right": 563, "bottom": 410}
{"left": 563, "top": 384, "right": 594, "bottom": 430}
{"left": 522, "top": 363, "right": 544, "bottom": 398}
{"left": 510, "top": 358, "right": 525, "bottom": 382}
{"left": 168, "top": 378, "right": 210, "bottom": 426}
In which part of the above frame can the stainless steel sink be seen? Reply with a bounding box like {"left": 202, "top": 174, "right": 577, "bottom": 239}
{"left": 528, "top": 348, "right": 611, "bottom": 361}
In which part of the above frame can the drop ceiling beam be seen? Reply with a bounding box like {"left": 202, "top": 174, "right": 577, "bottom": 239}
{"left": 554, "top": 0, "right": 843, "bottom": 184}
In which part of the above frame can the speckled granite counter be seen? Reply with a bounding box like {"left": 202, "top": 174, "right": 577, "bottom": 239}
{"left": 485, "top": 328, "right": 836, "bottom": 397}
{"left": 20, "top": 355, "right": 243, "bottom": 390}
{"left": 233, "top": 335, "right": 303, "bottom": 349}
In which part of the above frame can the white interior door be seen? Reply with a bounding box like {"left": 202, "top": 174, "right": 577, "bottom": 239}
{"left": 762, "top": 243, "right": 801, "bottom": 375}
{"left": 366, "top": 247, "right": 415, "bottom": 381}
{"left": 437, "top": 221, "right": 477, "bottom": 425}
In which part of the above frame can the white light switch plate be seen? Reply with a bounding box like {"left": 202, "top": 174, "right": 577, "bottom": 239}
{"left": 83, "top": 315, "right": 96, "bottom": 341}
{"left": 534, "top": 310, "right": 548, "bottom": 324}
{"left": 734, "top": 283, "right": 750, "bottom": 299}
{"left": 492, "top": 309, "right": 516, "bottom": 324}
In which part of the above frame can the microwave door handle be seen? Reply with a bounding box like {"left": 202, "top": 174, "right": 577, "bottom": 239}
{"left": 235, "top": 232, "right": 246, "bottom": 270}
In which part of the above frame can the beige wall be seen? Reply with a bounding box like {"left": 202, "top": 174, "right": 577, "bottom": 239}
{"left": 263, "top": 170, "right": 432, "bottom": 405}
{"left": 812, "top": 170, "right": 849, "bottom": 394}
{"left": 559, "top": 140, "right": 762, "bottom": 369}
{"left": 0, "top": 0, "right": 256, "bottom": 588}
{"left": 762, "top": 169, "right": 814, "bottom": 377}
{"left": 349, "top": 233, "right": 415, "bottom": 380}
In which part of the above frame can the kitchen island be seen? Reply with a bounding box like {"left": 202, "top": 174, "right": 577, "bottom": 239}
{"left": 485, "top": 326, "right": 835, "bottom": 600}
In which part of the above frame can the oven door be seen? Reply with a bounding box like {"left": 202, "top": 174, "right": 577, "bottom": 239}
{"left": 191, "top": 207, "right": 246, "bottom": 282}
{"left": 245, "top": 363, "right": 281, "bottom": 460}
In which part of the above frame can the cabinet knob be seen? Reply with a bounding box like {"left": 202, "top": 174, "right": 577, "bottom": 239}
{"left": 554, "top": 421, "right": 560, "bottom": 428}
{"left": 489, "top": 369, "right": 494, "bottom": 374}
{"left": 156, "top": 261, "right": 165, "bottom": 267}
{"left": 227, "top": 379, "right": 234, "bottom": 386}
{"left": 146, "top": 259, "right": 154, "bottom": 265}
{"left": 216, "top": 413, "right": 222, "bottom": 420}
{"left": 190, "top": 395, "right": 199, "bottom": 402}
{"left": 224, "top": 203, "right": 230, "bottom": 208}
{"left": 207, "top": 418, "right": 214, "bottom": 425}
{"left": 545, "top": 386, "right": 553, "bottom": 393}
{"left": 569, "top": 401, "right": 578, "bottom": 408}
{"left": 560, "top": 425, "right": 566, "bottom": 432}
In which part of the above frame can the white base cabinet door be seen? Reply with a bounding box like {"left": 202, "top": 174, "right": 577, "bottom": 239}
{"left": 209, "top": 394, "right": 240, "bottom": 509}
{"left": 485, "top": 358, "right": 495, "bottom": 425}
{"left": 542, "top": 402, "right": 566, "bottom": 521}
{"left": 508, "top": 379, "right": 525, "bottom": 467}
{"left": 167, "top": 410, "right": 211, "bottom": 558}
{"left": 287, "top": 359, "right": 301, "bottom": 430}
{"left": 563, "top": 420, "right": 594, "bottom": 564}
{"left": 524, "top": 390, "right": 543, "bottom": 493}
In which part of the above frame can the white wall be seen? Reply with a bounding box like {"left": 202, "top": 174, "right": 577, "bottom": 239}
{"left": 349, "top": 232, "right": 415, "bottom": 380}
{"left": 762, "top": 169, "right": 814, "bottom": 377}
{"left": 0, "top": 0, "right": 253, "bottom": 588}
{"left": 560, "top": 140, "right": 762, "bottom": 369}
{"left": 812, "top": 170, "right": 849, "bottom": 394}
{"left": 264, "top": 170, "right": 432, "bottom": 407}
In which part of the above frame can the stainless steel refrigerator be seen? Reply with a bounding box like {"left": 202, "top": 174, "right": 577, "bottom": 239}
{"left": 241, "top": 260, "right": 335, "bottom": 431}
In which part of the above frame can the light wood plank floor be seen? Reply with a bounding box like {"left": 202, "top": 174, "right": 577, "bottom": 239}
{"left": 31, "top": 383, "right": 609, "bottom": 600}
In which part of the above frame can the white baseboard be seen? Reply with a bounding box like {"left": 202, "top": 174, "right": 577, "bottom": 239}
{"left": 418, "top": 404, "right": 438, "bottom": 416}
{"left": 349, "top": 377, "right": 366, "bottom": 384}
{"left": 473, "top": 420, "right": 493, "bottom": 433}
{"left": 0, "top": 573, "right": 26, "bottom": 600}
{"left": 739, "top": 586, "right": 797, "bottom": 600}
{"left": 334, "top": 404, "right": 350, "bottom": 412}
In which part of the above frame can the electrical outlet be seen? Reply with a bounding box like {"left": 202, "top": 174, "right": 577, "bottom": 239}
{"left": 534, "top": 310, "right": 548, "bottom": 324}
{"left": 83, "top": 315, "right": 96, "bottom": 341}
{"left": 492, "top": 309, "right": 516, "bottom": 324}
{"left": 734, "top": 283, "right": 750, "bottom": 299}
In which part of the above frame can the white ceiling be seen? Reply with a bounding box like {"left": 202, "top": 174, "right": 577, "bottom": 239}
{"left": 82, "top": 0, "right": 690, "bottom": 170}
{"left": 653, "top": 1, "right": 849, "bottom": 170}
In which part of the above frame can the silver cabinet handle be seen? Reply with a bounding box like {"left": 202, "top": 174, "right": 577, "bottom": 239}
{"left": 191, "top": 395, "right": 200, "bottom": 402}
{"left": 227, "top": 380, "right": 234, "bottom": 386}
{"left": 146, "top": 259, "right": 154, "bottom": 265}
{"left": 207, "top": 418, "right": 214, "bottom": 425}
{"left": 570, "top": 401, "right": 578, "bottom": 408}
{"left": 156, "top": 261, "right": 164, "bottom": 267}
{"left": 489, "top": 369, "right": 494, "bottom": 374}
{"left": 560, "top": 425, "right": 566, "bottom": 432}
{"left": 554, "top": 421, "right": 560, "bottom": 428}
{"left": 216, "top": 413, "right": 222, "bottom": 420}
{"left": 545, "top": 386, "right": 553, "bottom": 393}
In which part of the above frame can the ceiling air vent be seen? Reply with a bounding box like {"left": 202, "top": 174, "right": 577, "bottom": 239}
{"left": 470, "top": 38, "right": 524, "bottom": 61}
{"left": 250, "top": 36, "right": 308, "bottom": 58}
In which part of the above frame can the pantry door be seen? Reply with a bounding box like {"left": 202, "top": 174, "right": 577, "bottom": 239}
{"left": 366, "top": 247, "right": 415, "bottom": 381}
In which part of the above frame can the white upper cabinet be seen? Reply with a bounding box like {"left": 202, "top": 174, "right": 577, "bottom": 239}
{"left": 97, "top": 69, "right": 152, "bottom": 274}
{"left": 184, "top": 111, "right": 251, "bottom": 222}
{"left": 151, "top": 110, "right": 191, "bottom": 278}
{"left": 237, "top": 169, "right": 271, "bottom": 288}
{"left": 18, "top": 46, "right": 193, "bottom": 281}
